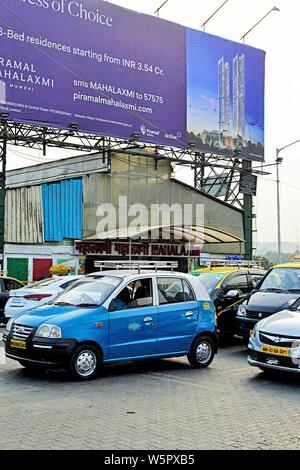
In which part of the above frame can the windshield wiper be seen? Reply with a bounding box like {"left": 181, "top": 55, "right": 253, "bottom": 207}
{"left": 286, "top": 289, "right": 300, "bottom": 293}
{"left": 75, "top": 303, "right": 100, "bottom": 308}
{"left": 263, "top": 288, "right": 284, "bottom": 293}
{"left": 54, "top": 301, "right": 75, "bottom": 306}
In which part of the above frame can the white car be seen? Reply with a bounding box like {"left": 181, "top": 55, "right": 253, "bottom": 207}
{"left": 5, "top": 275, "right": 82, "bottom": 319}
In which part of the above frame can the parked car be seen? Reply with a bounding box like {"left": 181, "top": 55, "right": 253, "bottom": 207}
{"left": 190, "top": 266, "right": 266, "bottom": 336}
{"left": 5, "top": 275, "right": 82, "bottom": 319}
{"left": 236, "top": 263, "right": 300, "bottom": 341}
{"left": 0, "top": 277, "right": 25, "bottom": 323}
{"left": 248, "top": 297, "right": 300, "bottom": 374}
{"left": 3, "top": 271, "right": 218, "bottom": 381}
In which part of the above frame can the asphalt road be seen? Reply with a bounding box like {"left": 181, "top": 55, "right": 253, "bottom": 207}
{"left": 1, "top": 326, "right": 300, "bottom": 450}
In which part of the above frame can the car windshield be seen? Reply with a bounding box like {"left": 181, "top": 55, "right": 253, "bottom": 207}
{"left": 196, "top": 273, "right": 225, "bottom": 294}
{"left": 290, "top": 298, "right": 300, "bottom": 311}
{"left": 259, "top": 268, "right": 300, "bottom": 293}
{"left": 53, "top": 275, "right": 122, "bottom": 307}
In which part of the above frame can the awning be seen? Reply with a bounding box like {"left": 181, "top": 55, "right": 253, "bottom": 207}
{"left": 84, "top": 225, "right": 244, "bottom": 245}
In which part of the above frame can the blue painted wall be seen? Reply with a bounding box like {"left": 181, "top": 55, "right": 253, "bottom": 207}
{"left": 42, "top": 179, "right": 82, "bottom": 242}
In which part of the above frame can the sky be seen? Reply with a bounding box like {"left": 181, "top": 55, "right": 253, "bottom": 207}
{"left": 5, "top": 0, "right": 300, "bottom": 244}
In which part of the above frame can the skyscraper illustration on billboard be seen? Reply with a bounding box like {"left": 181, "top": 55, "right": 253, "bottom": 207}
{"left": 187, "top": 29, "right": 265, "bottom": 160}
{"left": 218, "top": 54, "right": 246, "bottom": 147}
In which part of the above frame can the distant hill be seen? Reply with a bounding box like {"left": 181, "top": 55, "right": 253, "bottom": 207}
{"left": 256, "top": 242, "right": 298, "bottom": 256}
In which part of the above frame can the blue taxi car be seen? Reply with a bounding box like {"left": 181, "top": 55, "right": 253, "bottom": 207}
{"left": 3, "top": 271, "right": 217, "bottom": 380}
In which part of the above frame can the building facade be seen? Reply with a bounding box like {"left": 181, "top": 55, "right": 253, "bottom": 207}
{"left": 4, "top": 152, "right": 245, "bottom": 281}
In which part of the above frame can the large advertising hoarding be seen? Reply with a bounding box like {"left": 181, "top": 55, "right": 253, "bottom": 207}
{"left": 0, "top": 0, "right": 265, "bottom": 160}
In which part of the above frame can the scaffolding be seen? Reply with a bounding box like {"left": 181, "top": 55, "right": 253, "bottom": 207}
{"left": 0, "top": 120, "right": 269, "bottom": 260}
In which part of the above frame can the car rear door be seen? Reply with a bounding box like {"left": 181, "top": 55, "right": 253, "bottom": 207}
{"left": 108, "top": 277, "right": 158, "bottom": 360}
{"left": 156, "top": 276, "right": 198, "bottom": 354}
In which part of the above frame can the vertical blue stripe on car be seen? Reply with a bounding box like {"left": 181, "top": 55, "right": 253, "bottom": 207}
{"left": 42, "top": 179, "right": 82, "bottom": 242}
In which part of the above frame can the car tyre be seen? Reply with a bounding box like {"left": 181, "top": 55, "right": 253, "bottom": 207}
{"left": 188, "top": 336, "right": 215, "bottom": 368}
{"left": 69, "top": 344, "right": 101, "bottom": 381}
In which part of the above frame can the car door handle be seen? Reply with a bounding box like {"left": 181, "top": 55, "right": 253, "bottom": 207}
{"left": 144, "top": 317, "right": 153, "bottom": 323}
{"left": 185, "top": 311, "right": 194, "bottom": 317}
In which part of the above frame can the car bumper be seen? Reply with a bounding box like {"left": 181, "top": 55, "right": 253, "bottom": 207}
{"left": 248, "top": 335, "right": 300, "bottom": 373}
{"left": 236, "top": 316, "right": 257, "bottom": 337}
{"left": 3, "top": 332, "right": 77, "bottom": 369}
{"left": 248, "top": 356, "right": 300, "bottom": 374}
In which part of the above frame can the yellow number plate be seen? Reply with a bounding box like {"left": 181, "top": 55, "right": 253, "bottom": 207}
{"left": 261, "top": 345, "right": 289, "bottom": 357}
{"left": 10, "top": 339, "right": 26, "bottom": 350}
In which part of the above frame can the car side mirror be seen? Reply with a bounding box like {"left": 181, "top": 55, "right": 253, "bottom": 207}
{"left": 108, "top": 299, "right": 116, "bottom": 312}
{"left": 226, "top": 289, "right": 240, "bottom": 299}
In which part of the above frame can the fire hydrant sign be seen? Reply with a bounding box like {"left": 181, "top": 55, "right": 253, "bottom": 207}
{"left": 0, "top": 0, "right": 265, "bottom": 160}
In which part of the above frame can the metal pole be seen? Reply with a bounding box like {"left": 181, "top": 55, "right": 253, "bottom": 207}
{"left": 201, "top": 0, "right": 230, "bottom": 31}
{"left": 0, "top": 120, "right": 7, "bottom": 269}
{"left": 154, "top": 0, "right": 169, "bottom": 17}
{"left": 240, "top": 7, "right": 280, "bottom": 42}
{"left": 276, "top": 149, "right": 281, "bottom": 263}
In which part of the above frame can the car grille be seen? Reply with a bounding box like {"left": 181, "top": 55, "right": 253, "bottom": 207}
{"left": 12, "top": 323, "right": 33, "bottom": 340}
{"left": 259, "top": 332, "right": 300, "bottom": 349}
{"left": 246, "top": 310, "right": 270, "bottom": 320}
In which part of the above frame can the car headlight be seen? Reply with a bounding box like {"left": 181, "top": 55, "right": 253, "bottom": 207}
{"left": 237, "top": 304, "right": 247, "bottom": 317}
{"left": 5, "top": 318, "right": 14, "bottom": 332}
{"left": 35, "top": 324, "right": 62, "bottom": 339}
{"left": 251, "top": 324, "right": 259, "bottom": 339}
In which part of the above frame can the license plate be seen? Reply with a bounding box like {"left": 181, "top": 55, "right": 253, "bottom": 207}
{"left": 261, "top": 345, "right": 289, "bottom": 357}
{"left": 10, "top": 339, "right": 26, "bottom": 350}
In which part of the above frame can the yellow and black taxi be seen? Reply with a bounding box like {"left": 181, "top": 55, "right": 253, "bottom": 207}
{"left": 190, "top": 264, "right": 266, "bottom": 336}
{"left": 236, "top": 263, "right": 300, "bottom": 341}
{"left": 0, "top": 276, "right": 25, "bottom": 323}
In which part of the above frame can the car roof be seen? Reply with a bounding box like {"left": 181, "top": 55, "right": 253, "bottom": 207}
{"left": 89, "top": 270, "right": 198, "bottom": 278}
{"left": 272, "top": 263, "right": 300, "bottom": 269}
{"left": 0, "top": 276, "right": 24, "bottom": 281}
{"left": 191, "top": 267, "right": 244, "bottom": 274}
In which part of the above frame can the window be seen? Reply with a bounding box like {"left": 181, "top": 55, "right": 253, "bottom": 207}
{"left": 157, "top": 277, "right": 195, "bottom": 305}
{"left": 60, "top": 279, "right": 78, "bottom": 290}
{"left": 251, "top": 273, "right": 264, "bottom": 288}
{"left": 54, "top": 275, "right": 122, "bottom": 307}
{"left": 197, "top": 273, "right": 225, "bottom": 295}
{"left": 225, "top": 274, "right": 248, "bottom": 289}
{"left": 183, "top": 280, "right": 195, "bottom": 301}
{"left": 3, "top": 279, "right": 22, "bottom": 291}
{"left": 114, "top": 278, "right": 153, "bottom": 311}
{"left": 260, "top": 268, "right": 300, "bottom": 292}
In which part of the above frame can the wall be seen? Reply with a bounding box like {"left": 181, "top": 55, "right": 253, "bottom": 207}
{"left": 83, "top": 153, "right": 244, "bottom": 254}
{"left": 4, "top": 243, "right": 78, "bottom": 281}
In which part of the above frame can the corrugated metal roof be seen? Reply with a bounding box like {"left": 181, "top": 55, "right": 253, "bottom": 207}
{"left": 42, "top": 179, "right": 82, "bottom": 242}
{"left": 5, "top": 186, "right": 44, "bottom": 244}
{"left": 6, "top": 152, "right": 109, "bottom": 188}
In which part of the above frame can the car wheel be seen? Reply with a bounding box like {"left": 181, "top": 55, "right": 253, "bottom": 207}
{"left": 187, "top": 336, "right": 215, "bottom": 368}
{"left": 69, "top": 345, "right": 101, "bottom": 381}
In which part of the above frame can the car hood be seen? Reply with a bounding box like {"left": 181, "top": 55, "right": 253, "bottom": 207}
{"left": 11, "top": 304, "right": 100, "bottom": 328}
{"left": 246, "top": 291, "right": 299, "bottom": 314}
{"left": 258, "top": 310, "right": 300, "bottom": 337}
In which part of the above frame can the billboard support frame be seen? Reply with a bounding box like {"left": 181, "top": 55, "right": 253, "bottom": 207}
{"left": 0, "top": 120, "right": 268, "bottom": 259}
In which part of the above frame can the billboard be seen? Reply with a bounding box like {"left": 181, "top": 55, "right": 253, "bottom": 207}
{"left": 0, "top": 0, "right": 265, "bottom": 160}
